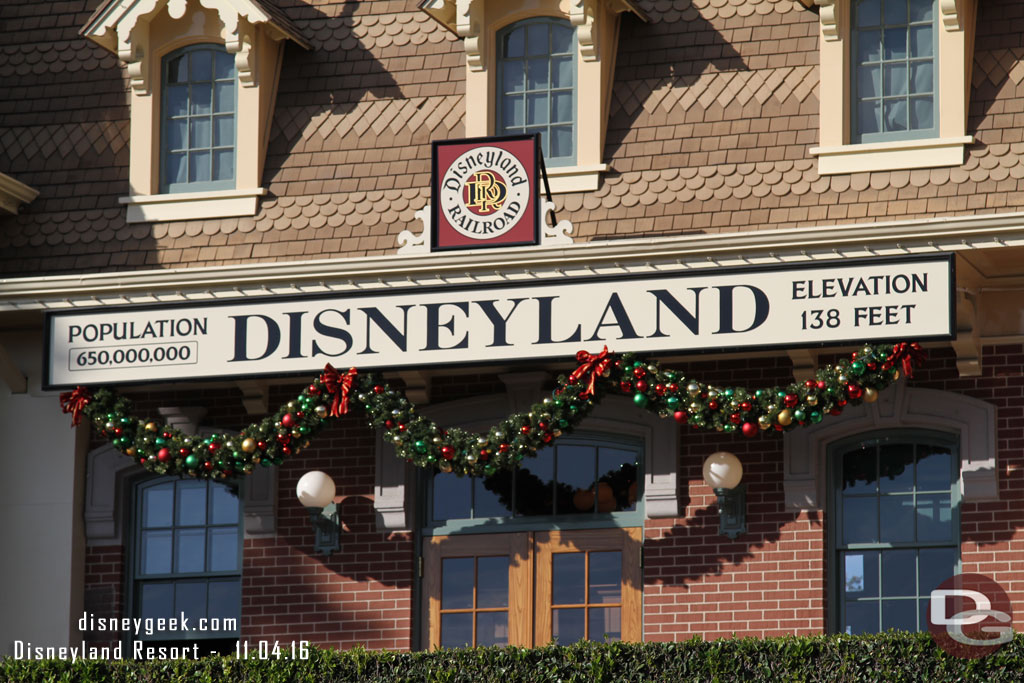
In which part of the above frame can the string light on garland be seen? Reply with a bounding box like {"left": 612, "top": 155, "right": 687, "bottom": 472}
{"left": 59, "top": 342, "right": 927, "bottom": 480}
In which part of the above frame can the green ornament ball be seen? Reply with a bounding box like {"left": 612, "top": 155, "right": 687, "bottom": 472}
{"left": 184, "top": 454, "right": 199, "bottom": 468}
{"left": 793, "top": 409, "right": 807, "bottom": 422}
{"left": 633, "top": 393, "right": 649, "bottom": 407}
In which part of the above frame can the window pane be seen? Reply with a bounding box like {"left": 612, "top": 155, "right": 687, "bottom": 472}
{"left": 844, "top": 600, "right": 878, "bottom": 634}
{"left": 213, "top": 149, "right": 234, "bottom": 182}
{"left": 858, "top": 100, "right": 881, "bottom": 135}
{"left": 841, "top": 447, "right": 877, "bottom": 493}
{"left": 433, "top": 472, "right": 471, "bottom": 522}
{"left": 598, "top": 448, "right": 638, "bottom": 512}
{"left": 477, "top": 556, "right": 509, "bottom": 608}
{"left": 503, "top": 27, "right": 524, "bottom": 58}
{"left": 166, "top": 152, "right": 187, "bottom": 185}
{"left": 884, "top": 64, "right": 908, "bottom": 96}
{"left": 441, "top": 613, "right": 473, "bottom": 648}
{"left": 551, "top": 25, "right": 573, "bottom": 54}
{"left": 142, "top": 530, "right": 173, "bottom": 575}
{"left": 476, "top": 612, "right": 508, "bottom": 646}
{"left": 167, "top": 119, "right": 187, "bottom": 151}
{"left": 175, "top": 528, "right": 206, "bottom": 573}
{"left": 910, "top": 63, "right": 933, "bottom": 94}
{"left": 551, "top": 92, "right": 573, "bottom": 124}
{"left": 884, "top": 28, "right": 907, "bottom": 60}
{"left": 501, "top": 95, "right": 524, "bottom": 130}
{"left": 208, "top": 579, "right": 241, "bottom": 623}
{"left": 916, "top": 494, "right": 952, "bottom": 541}
{"left": 214, "top": 51, "right": 234, "bottom": 80}
{"left": 552, "top": 553, "right": 585, "bottom": 604}
{"left": 919, "top": 547, "right": 956, "bottom": 595}
{"left": 879, "top": 443, "right": 915, "bottom": 492}
{"left": 527, "top": 23, "right": 549, "bottom": 56}
{"left": 441, "top": 557, "right": 474, "bottom": 610}
{"left": 210, "top": 484, "right": 239, "bottom": 525}
{"left": 910, "top": 97, "right": 933, "bottom": 129}
{"left": 558, "top": 445, "right": 596, "bottom": 495}
{"left": 857, "top": 30, "right": 881, "bottom": 63}
{"left": 527, "top": 58, "right": 548, "bottom": 91}
{"left": 208, "top": 527, "right": 239, "bottom": 572}
{"left": 552, "top": 56, "right": 573, "bottom": 89}
{"left": 909, "top": 25, "right": 933, "bottom": 57}
{"left": 588, "top": 607, "right": 621, "bottom": 641}
{"left": 139, "top": 583, "right": 174, "bottom": 619}
{"left": 856, "top": 0, "right": 880, "bottom": 27}
{"left": 166, "top": 85, "right": 188, "bottom": 118}
{"left": 858, "top": 66, "right": 881, "bottom": 98}
{"left": 909, "top": 0, "right": 933, "bottom": 21}
{"left": 189, "top": 151, "right": 211, "bottom": 182}
{"left": 167, "top": 55, "right": 188, "bottom": 84}
{"left": 884, "top": 0, "right": 907, "bottom": 24}
{"left": 143, "top": 484, "right": 174, "bottom": 528}
{"left": 190, "top": 117, "right": 211, "bottom": 148}
{"left": 503, "top": 61, "right": 524, "bottom": 93}
{"left": 190, "top": 84, "right": 212, "bottom": 115}
{"left": 552, "top": 608, "right": 585, "bottom": 644}
{"left": 474, "top": 477, "right": 512, "bottom": 518}
{"left": 843, "top": 551, "right": 878, "bottom": 597}
{"left": 883, "top": 600, "right": 918, "bottom": 631}
{"left": 175, "top": 581, "right": 207, "bottom": 620}
{"left": 916, "top": 446, "right": 952, "bottom": 491}
{"left": 588, "top": 551, "right": 621, "bottom": 604}
{"left": 843, "top": 497, "right": 878, "bottom": 544}
{"left": 176, "top": 481, "right": 207, "bottom": 526}
{"left": 881, "top": 549, "right": 917, "bottom": 597}
{"left": 880, "top": 496, "right": 915, "bottom": 543}
{"left": 214, "top": 115, "right": 234, "bottom": 147}
{"left": 883, "top": 99, "right": 908, "bottom": 132}
{"left": 514, "top": 448, "right": 554, "bottom": 516}
{"left": 190, "top": 50, "right": 213, "bottom": 81}
{"left": 214, "top": 81, "right": 234, "bottom": 113}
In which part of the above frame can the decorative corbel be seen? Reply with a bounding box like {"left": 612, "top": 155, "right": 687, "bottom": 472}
{"left": 119, "top": 23, "right": 149, "bottom": 93}
{"left": 225, "top": 22, "right": 257, "bottom": 86}
{"left": 397, "top": 370, "right": 432, "bottom": 405}
{"left": 952, "top": 290, "right": 981, "bottom": 377}
{"left": 456, "top": 0, "right": 484, "bottom": 72}
{"left": 939, "top": 0, "right": 961, "bottom": 30}
{"left": 788, "top": 348, "right": 819, "bottom": 383}
{"left": 571, "top": 0, "right": 599, "bottom": 61}
{"left": 236, "top": 380, "right": 270, "bottom": 414}
{"left": 815, "top": 0, "right": 841, "bottom": 42}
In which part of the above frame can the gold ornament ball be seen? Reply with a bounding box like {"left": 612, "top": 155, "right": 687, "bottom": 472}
{"left": 145, "top": 422, "right": 158, "bottom": 432}
{"left": 778, "top": 409, "right": 793, "bottom": 426}
{"left": 758, "top": 415, "right": 772, "bottom": 430}
{"left": 126, "top": 447, "right": 137, "bottom": 456}
{"left": 893, "top": 370, "right": 900, "bottom": 380}
{"left": 241, "top": 438, "right": 257, "bottom": 453}
{"left": 439, "top": 461, "right": 453, "bottom": 473}
{"left": 465, "top": 453, "right": 478, "bottom": 464}
{"left": 315, "top": 405, "right": 328, "bottom": 418}
{"left": 687, "top": 383, "right": 700, "bottom": 397}
{"left": 806, "top": 393, "right": 818, "bottom": 406}
{"left": 863, "top": 387, "right": 879, "bottom": 403}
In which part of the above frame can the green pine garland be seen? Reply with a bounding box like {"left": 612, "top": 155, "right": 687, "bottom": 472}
{"left": 60, "top": 342, "right": 924, "bottom": 480}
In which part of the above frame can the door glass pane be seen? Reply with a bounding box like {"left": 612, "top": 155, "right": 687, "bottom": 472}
{"left": 441, "top": 557, "right": 474, "bottom": 610}
{"left": 143, "top": 484, "right": 174, "bottom": 528}
{"left": 433, "top": 472, "right": 471, "bottom": 522}
{"left": 881, "top": 549, "right": 917, "bottom": 597}
{"left": 844, "top": 600, "right": 878, "bottom": 634}
{"left": 208, "top": 527, "right": 239, "bottom": 572}
{"left": 916, "top": 494, "right": 952, "bottom": 541}
{"left": 916, "top": 446, "right": 952, "bottom": 491}
{"left": 843, "top": 496, "right": 878, "bottom": 544}
{"left": 880, "top": 496, "right": 915, "bottom": 543}
{"left": 476, "top": 612, "right": 508, "bottom": 646}
{"left": 141, "top": 530, "right": 173, "bottom": 575}
{"left": 208, "top": 579, "right": 241, "bottom": 623}
{"left": 588, "top": 551, "right": 621, "bottom": 604}
{"left": 476, "top": 556, "right": 509, "bottom": 609}
{"left": 552, "top": 553, "right": 586, "bottom": 604}
{"left": 552, "top": 607, "right": 585, "bottom": 644}
{"left": 588, "top": 606, "right": 620, "bottom": 641}
{"left": 175, "top": 528, "right": 206, "bottom": 573}
{"left": 441, "top": 613, "right": 473, "bottom": 648}
{"left": 176, "top": 481, "right": 207, "bottom": 525}
{"left": 174, "top": 581, "right": 207, "bottom": 620}
{"left": 882, "top": 599, "right": 917, "bottom": 631}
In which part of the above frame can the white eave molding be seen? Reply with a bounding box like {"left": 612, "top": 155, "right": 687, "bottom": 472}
{"left": 5, "top": 210, "right": 1024, "bottom": 311}
{"left": 0, "top": 172, "right": 39, "bottom": 215}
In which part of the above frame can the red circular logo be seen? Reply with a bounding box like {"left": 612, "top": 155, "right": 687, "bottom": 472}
{"left": 927, "top": 573, "right": 1013, "bottom": 658}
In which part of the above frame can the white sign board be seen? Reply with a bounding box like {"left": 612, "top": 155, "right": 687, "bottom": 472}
{"left": 44, "top": 256, "right": 954, "bottom": 388}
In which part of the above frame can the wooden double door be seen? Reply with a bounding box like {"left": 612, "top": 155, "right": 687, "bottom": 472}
{"left": 422, "top": 527, "right": 641, "bottom": 648}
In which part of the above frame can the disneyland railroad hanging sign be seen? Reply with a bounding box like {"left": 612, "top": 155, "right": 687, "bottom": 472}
{"left": 431, "top": 134, "right": 541, "bottom": 250}
{"left": 44, "top": 255, "right": 954, "bottom": 389}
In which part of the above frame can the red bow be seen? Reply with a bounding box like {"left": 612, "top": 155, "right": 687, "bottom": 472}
{"left": 319, "top": 364, "right": 358, "bottom": 417}
{"left": 60, "top": 386, "right": 92, "bottom": 427}
{"left": 887, "top": 342, "right": 927, "bottom": 379}
{"left": 569, "top": 346, "right": 612, "bottom": 399}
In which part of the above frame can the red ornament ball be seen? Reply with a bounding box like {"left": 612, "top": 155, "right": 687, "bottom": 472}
{"left": 619, "top": 381, "right": 633, "bottom": 393}
{"left": 203, "top": 460, "right": 214, "bottom": 471}
{"left": 256, "top": 441, "right": 267, "bottom": 450}
{"left": 633, "top": 367, "right": 646, "bottom": 379}
{"left": 667, "top": 383, "right": 678, "bottom": 393}
{"left": 740, "top": 401, "right": 752, "bottom": 412}
{"left": 729, "top": 412, "right": 742, "bottom": 425}
{"left": 281, "top": 413, "right": 296, "bottom": 428}
{"left": 635, "top": 379, "right": 648, "bottom": 392}
{"left": 847, "top": 383, "right": 864, "bottom": 400}
{"left": 708, "top": 400, "right": 719, "bottom": 410}
{"left": 804, "top": 379, "right": 816, "bottom": 388}
{"left": 654, "top": 384, "right": 666, "bottom": 396}
{"left": 373, "top": 385, "right": 385, "bottom": 394}
{"left": 498, "top": 443, "right": 510, "bottom": 453}
{"left": 673, "top": 411, "right": 687, "bottom": 423}
{"left": 308, "top": 384, "right": 320, "bottom": 395}
{"left": 207, "top": 442, "right": 220, "bottom": 453}
{"left": 741, "top": 422, "right": 758, "bottom": 438}
{"left": 385, "top": 419, "right": 395, "bottom": 428}
{"left": 521, "top": 425, "right": 531, "bottom": 434}
{"left": 542, "top": 433, "right": 553, "bottom": 443}
{"left": 441, "top": 446, "right": 455, "bottom": 460}
{"left": 157, "top": 448, "right": 171, "bottom": 463}
{"left": 783, "top": 394, "right": 799, "bottom": 408}
{"left": 817, "top": 380, "right": 827, "bottom": 390}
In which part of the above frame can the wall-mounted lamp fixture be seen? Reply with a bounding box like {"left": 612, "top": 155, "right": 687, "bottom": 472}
{"left": 296, "top": 470, "right": 340, "bottom": 556}
{"left": 702, "top": 451, "right": 745, "bottom": 539}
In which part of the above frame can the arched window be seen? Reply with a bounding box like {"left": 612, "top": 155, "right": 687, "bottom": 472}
{"left": 130, "top": 477, "right": 242, "bottom": 652}
{"left": 828, "top": 429, "right": 959, "bottom": 634}
{"left": 161, "top": 44, "right": 237, "bottom": 193}
{"left": 852, "top": 0, "right": 937, "bottom": 142}
{"left": 496, "top": 18, "right": 576, "bottom": 166}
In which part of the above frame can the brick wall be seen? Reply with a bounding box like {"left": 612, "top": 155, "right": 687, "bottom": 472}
{"left": 82, "top": 544, "right": 124, "bottom": 649}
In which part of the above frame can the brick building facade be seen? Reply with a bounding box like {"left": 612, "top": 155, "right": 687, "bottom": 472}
{"left": 2, "top": 0, "right": 1024, "bottom": 656}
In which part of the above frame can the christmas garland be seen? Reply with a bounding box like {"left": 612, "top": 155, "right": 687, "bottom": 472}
{"left": 59, "top": 342, "right": 926, "bottom": 480}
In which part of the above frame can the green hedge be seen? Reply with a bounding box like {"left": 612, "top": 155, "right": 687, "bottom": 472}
{"left": 3, "top": 633, "right": 1024, "bottom": 683}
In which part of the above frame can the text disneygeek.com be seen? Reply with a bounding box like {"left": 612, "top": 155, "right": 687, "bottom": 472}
{"left": 9, "top": 612, "right": 309, "bottom": 661}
